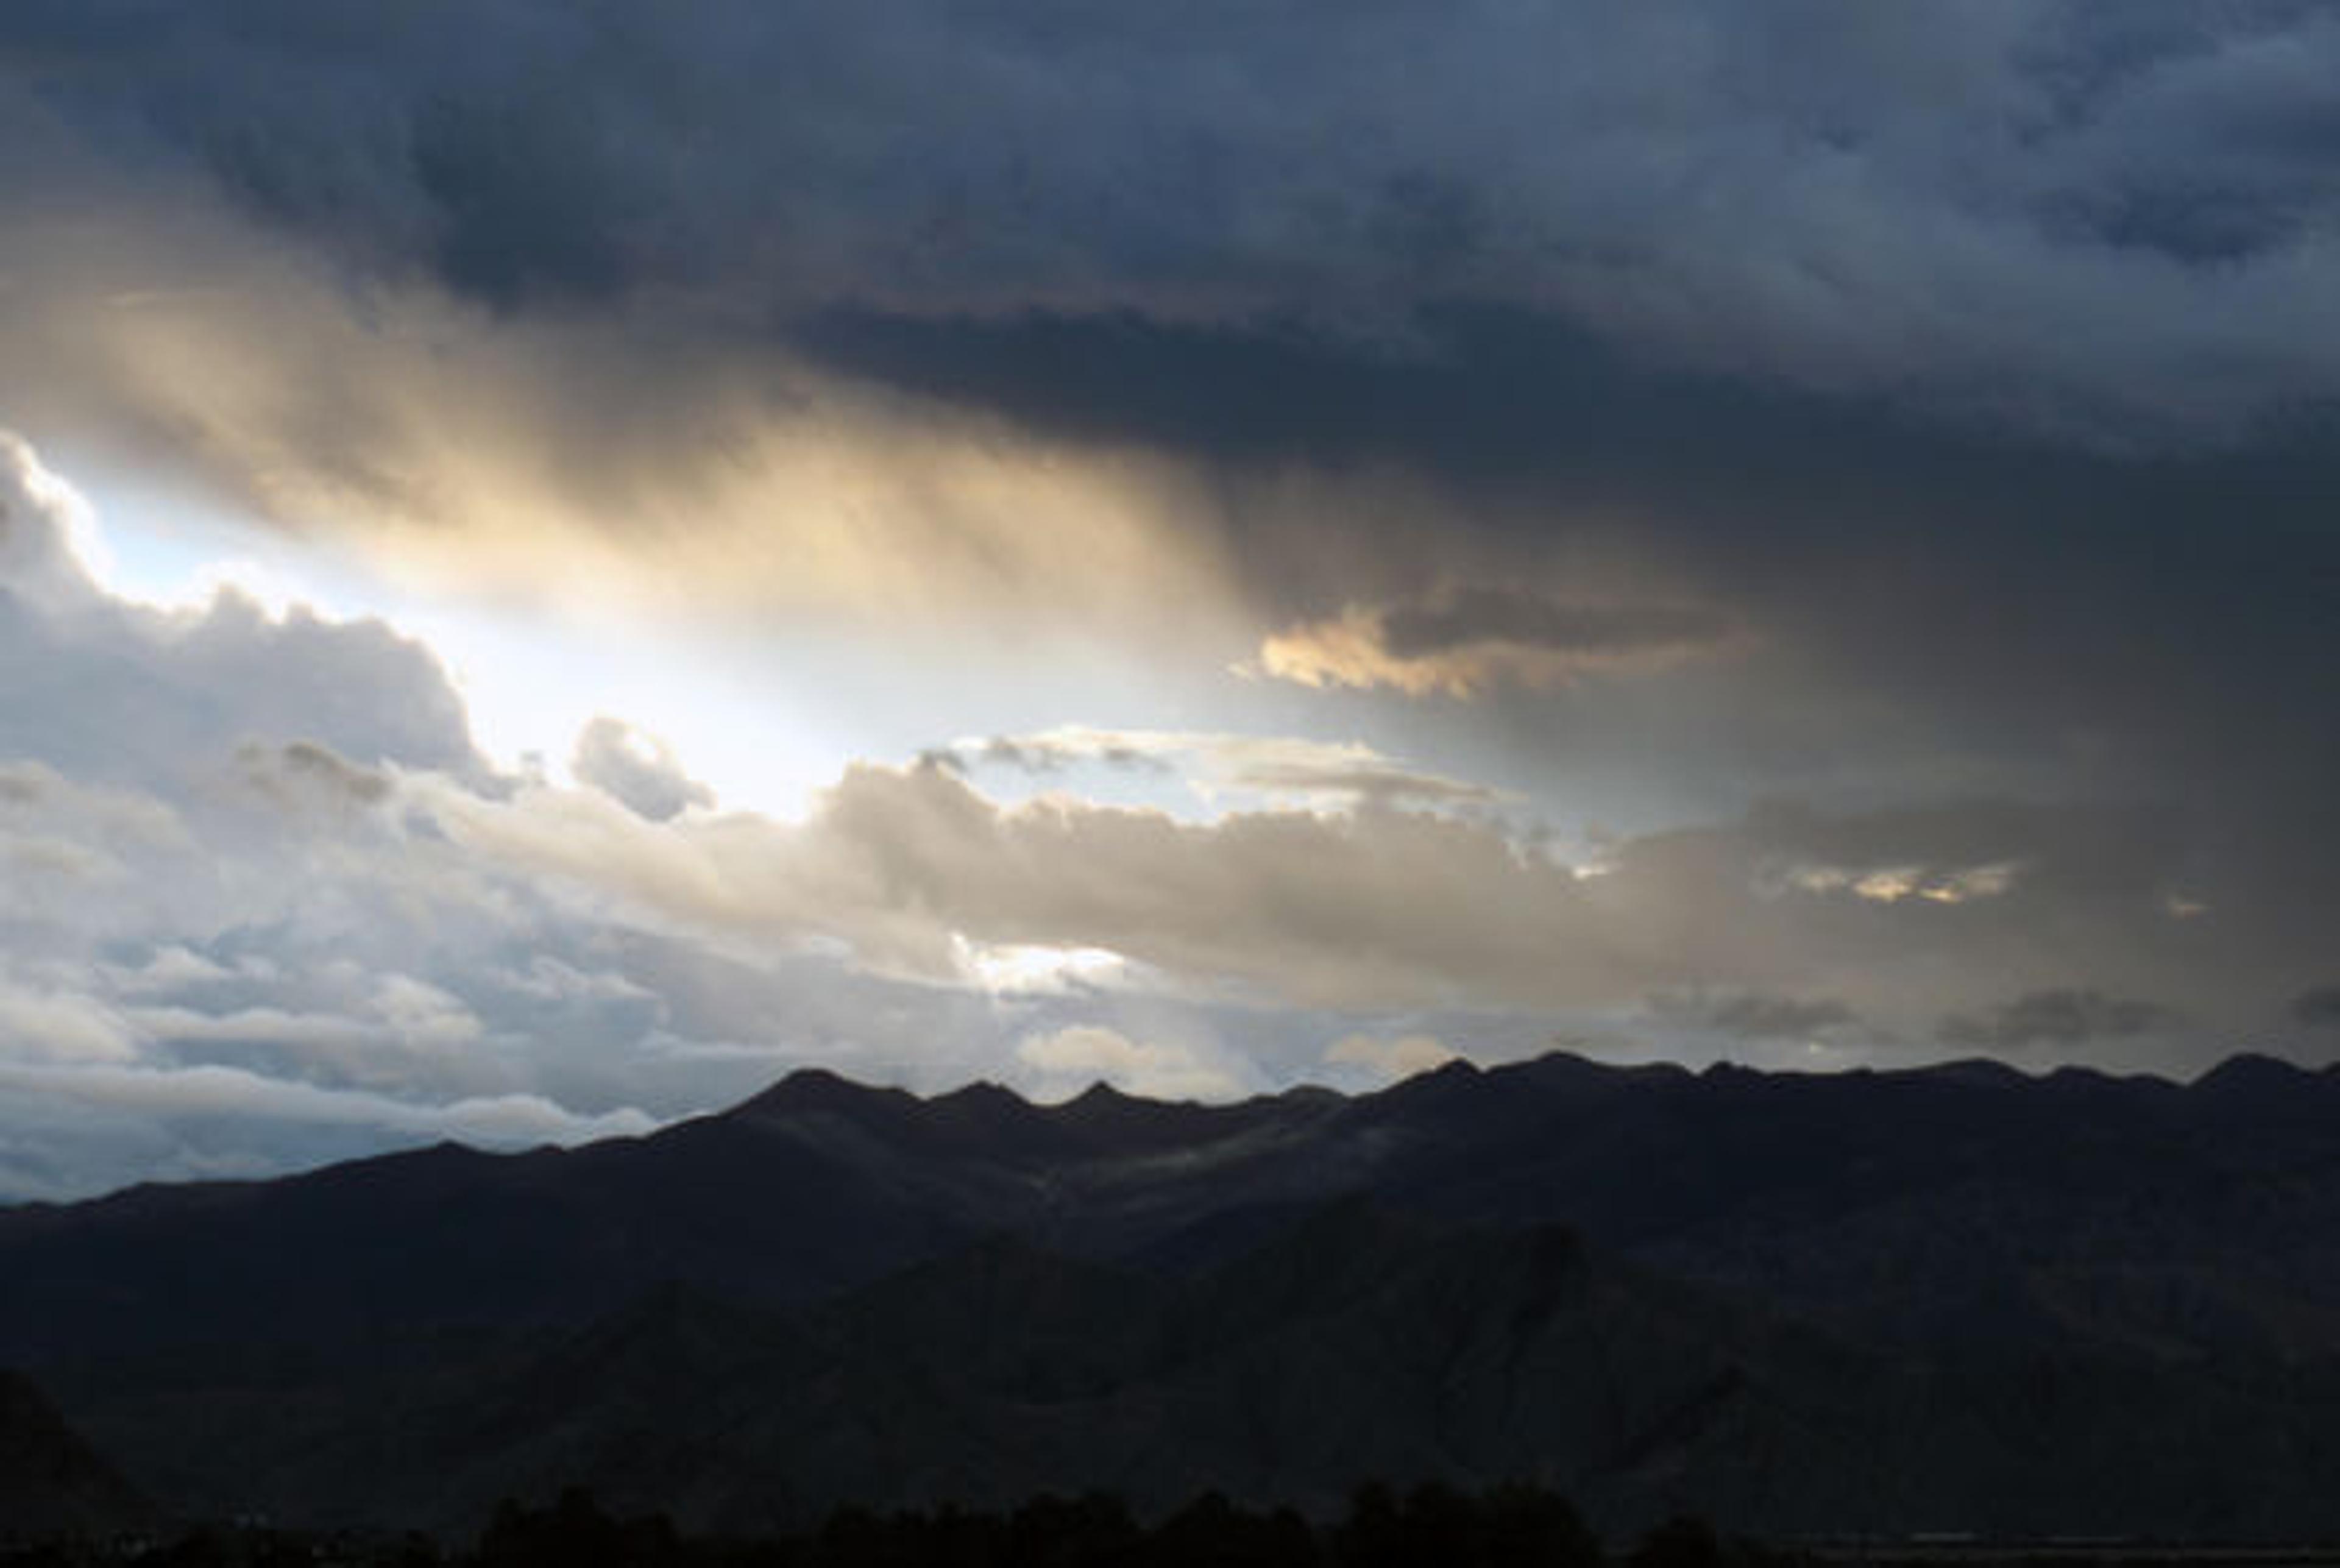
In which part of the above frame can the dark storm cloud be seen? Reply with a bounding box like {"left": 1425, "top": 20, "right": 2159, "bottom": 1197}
{"left": 1937, "top": 988, "right": 2173, "bottom": 1051}
{"left": 1378, "top": 587, "right": 1731, "bottom": 662}
{"left": 13, "top": 2, "right": 2340, "bottom": 679}
{"left": 13, "top": 1, "right": 2340, "bottom": 440}
{"left": 800, "top": 299, "right": 2340, "bottom": 846}
{"left": 2294, "top": 987, "right": 2340, "bottom": 1028}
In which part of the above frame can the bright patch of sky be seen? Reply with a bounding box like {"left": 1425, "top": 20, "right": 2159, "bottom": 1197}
{"left": 65, "top": 452, "right": 848, "bottom": 819}
{"left": 58, "top": 450, "right": 1580, "bottom": 836}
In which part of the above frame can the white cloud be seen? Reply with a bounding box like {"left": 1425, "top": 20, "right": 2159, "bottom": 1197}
{"left": 571, "top": 715, "right": 715, "bottom": 821}
{"left": 1015, "top": 1026, "right": 1247, "bottom": 1103}
{"left": 1, "top": 434, "right": 481, "bottom": 794}
{"left": 955, "top": 938, "right": 1132, "bottom": 998}
{"left": 0, "top": 431, "right": 109, "bottom": 609}
{"left": 0, "top": 1061, "right": 656, "bottom": 1147}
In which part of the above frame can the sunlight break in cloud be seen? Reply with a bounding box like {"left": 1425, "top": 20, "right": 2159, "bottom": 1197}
{"left": 1257, "top": 588, "right": 1737, "bottom": 698}
{"left": 933, "top": 726, "right": 1511, "bottom": 812}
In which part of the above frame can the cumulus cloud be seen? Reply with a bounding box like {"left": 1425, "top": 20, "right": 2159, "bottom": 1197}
{"left": 411, "top": 753, "right": 2242, "bottom": 1039}
{"left": 1258, "top": 589, "right": 1737, "bottom": 697}
{"left": 0, "top": 433, "right": 110, "bottom": 611}
{"left": 1015, "top": 1026, "right": 1246, "bottom": 1104}
{"left": 414, "top": 761, "right": 1611, "bottom": 1009}
{"left": 0, "top": 436, "right": 700, "bottom": 1192}
{"left": 1, "top": 436, "right": 481, "bottom": 790}
{"left": 572, "top": 717, "right": 715, "bottom": 821}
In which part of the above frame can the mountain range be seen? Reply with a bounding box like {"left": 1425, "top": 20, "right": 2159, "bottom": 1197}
{"left": 8, "top": 1051, "right": 2340, "bottom": 1541}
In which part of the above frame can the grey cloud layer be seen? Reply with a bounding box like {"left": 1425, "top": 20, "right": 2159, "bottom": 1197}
{"left": 422, "top": 756, "right": 2292, "bottom": 1048}
{"left": 1937, "top": 987, "right": 2172, "bottom": 1051}
{"left": 12, "top": 1, "right": 2340, "bottom": 440}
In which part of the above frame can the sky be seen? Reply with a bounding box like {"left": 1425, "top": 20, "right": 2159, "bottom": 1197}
{"left": 2, "top": 0, "right": 2338, "bottom": 1199}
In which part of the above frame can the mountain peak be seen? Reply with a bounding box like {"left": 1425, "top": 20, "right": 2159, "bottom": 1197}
{"left": 933, "top": 1079, "right": 1031, "bottom": 1111}
{"left": 729, "top": 1065, "right": 916, "bottom": 1121}
{"left": 2193, "top": 1051, "right": 2313, "bottom": 1105}
{"left": 1911, "top": 1057, "right": 2029, "bottom": 1090}
{"left": 926, "top": 1079, "right": 1063, "bottom": 1147}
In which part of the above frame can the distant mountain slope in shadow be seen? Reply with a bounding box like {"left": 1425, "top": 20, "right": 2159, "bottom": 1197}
{"left": 118, "top": 1198, "right": 2340, "bottom": 1543}
{"left": 0, "top": 1369, "right": 150, "bottom": 1541}
{"left": 10, "top": 1051, "right": 2340, "bottom": 1538}
{"left": 141, "top": 1202, "right": 1881, "bottom": 1537}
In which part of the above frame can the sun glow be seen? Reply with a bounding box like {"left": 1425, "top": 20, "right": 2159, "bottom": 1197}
{"left": 60, "top": 464, "right": 847, "bottom": 820}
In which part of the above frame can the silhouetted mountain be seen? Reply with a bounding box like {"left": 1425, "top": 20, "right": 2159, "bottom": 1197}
{"left": 0, "top": 1369, "right": 149, "bottom": 1541}
{"left": 11, "top": 1052, "right": 2340, "bottom": 1538}
{"left": 108, "top": 1201, "right": 1871, "bottom": 1536}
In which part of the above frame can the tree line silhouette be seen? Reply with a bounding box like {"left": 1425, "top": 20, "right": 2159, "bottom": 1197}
{"left": 2, "top": 1481, "right": 1810, "bottom": 1568}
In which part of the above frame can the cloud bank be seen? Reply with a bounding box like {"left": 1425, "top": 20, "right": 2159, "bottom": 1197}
{"left": 11, "top": 433, "right": 2325, "bottom": 1197}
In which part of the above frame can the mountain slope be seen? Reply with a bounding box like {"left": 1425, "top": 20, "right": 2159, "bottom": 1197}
{"left": 0, "top": 1369, "right": 149, "bottom": 1541}
{"left": 141, "top": 1203, "right": 1887, "bottom": 1536}
{"left": 12, "top": 1052, "right": 2340, "bottom": 1536}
